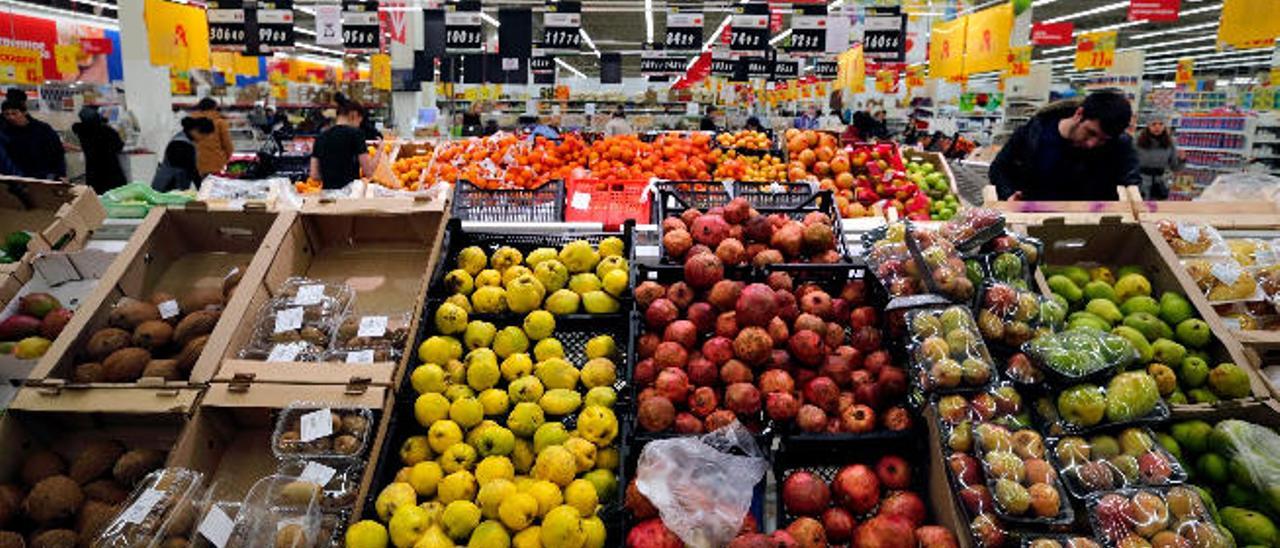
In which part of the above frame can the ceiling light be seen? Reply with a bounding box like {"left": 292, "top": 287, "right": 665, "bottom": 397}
{"left": 770, "top": 29, "right": 792, "bottom": 46}
{"left": 579, "top": 29, "right": 601, "bottom": 57}
{"left": 1042, "top": 1, "right": 1127, "bottom": 24}
{"left": 1117, "top": 34, "right": 1215, "bottom": 53}
{"left": 0, "top": 0, "right": 116, "bottom": 28}
{"left": 644, "top": 0, "right": 654, "bottom": 43}
{"left": 1129, "top": 20, "right": 1218, "bottom": 40}
{"left": 1032, "top": 0, "right": 1063, "bottom": 6}
{"left": 481, "top": 12, "right": 500, "bottom": 27}
{"left": 555, "top": 57, "right": 587, "bottom": 78}
{"left": 1075, "top": 20, "right": 1144, "bottom": 36}
{"left": 703, "top": 15, "right": 732, "bottom": 51}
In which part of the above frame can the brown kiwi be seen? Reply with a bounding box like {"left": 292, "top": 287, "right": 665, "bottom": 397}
{"left": 101, "top": 348, "right": 151, "bottom": 383}
{"left": 132, "top": 320, "right": 173, "bottom": 351}
{"left": 84, "top": 329, "right": 130, "bottom": 362}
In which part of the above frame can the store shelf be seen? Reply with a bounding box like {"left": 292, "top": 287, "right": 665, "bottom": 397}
{"left": 1179, "top": 146, "right": 1247, "bottom": 154}
{"left": 1173, "top": 128, "right": 1249, "bottom": 135}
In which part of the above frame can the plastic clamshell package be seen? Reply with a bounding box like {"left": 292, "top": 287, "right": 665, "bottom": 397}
{"left": 864, "top": 220, "right": 977, "bottom": 304}
{"left": 320, "top": 347, "right": 398, "bottom": 364}
{"left": 1033, "top": 384, "right": 1170, "bottom": 437}
{"left": 243, "top": 297, "right": 345, "bottom": 355}
{"left": 976, "top": 281, "right": 1066, "bottom": 350}
{"left": 1047, "top": 426, "right": 1186, "bottom": 500}
{"left": 329, "top": 312, "right": 412, "bottom": 353}
{"left": 1085, "top": 486, "right": 1233, "bottom": 548}
{"left": 970, "top": 421, "right": 1074, "bottom": 526}
{"left": 93, "top": 467, "right": 205, "bottom": 548}
{"left": 232, "top": 474, "right": 321, "bottom": 548}
{"left": 271, "top": 402, "right": 375, "bottom": 461}
{"left": 189, "top": 501, "right": 243, "bottom": 548}
{"left": 237, "top": 342, "right": 324, "bottom": 362}
{"left": 940, "top": 208, "right": 1007, "bottom": 254}
{"left": 1022, "top": 327, "right": 1138, "bottom": 385}
{"left": 275, "top": 459, "right": 363, "bottom": 511}
{"left": 1020, "top": 535, "right": 1102, "bottom": 548}
{"left": 275, "top": 277, "right": 356, "bottom": 315}
{"left": 905, "top": 305, "right": 999, "bottom": 394}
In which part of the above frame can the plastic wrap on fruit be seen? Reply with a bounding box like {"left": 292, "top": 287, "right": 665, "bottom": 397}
{"left": 971, "top": 422, "right": 1072, "bottom": 524}
{"left": 978, "top": 282, "right": 1065, "bottom": 349}
{"left": 940, "top": 208, "right": 1006, "bottom": 252}
{"left": 982, "top": 231, "right": 1043, "bottom": 270}
{"left": 1022, "top": 327, "right": 1137, "bottom": 382}
{"left": 1024, "top": 536, "right": 1102, "bottom": 548}
{"left": 867, "top": 227, "right": 928, "bottom": 297}
{"left": 636, "top": 420, "right": 769, "bottom": 548}
{"left": 1156, "top": 219, "right": 1229, "bottom": 257}
{"left": 94, "top": 468, "right": 205, "bottom": 548}
{"left": 907, "top": 306, "right": 997, "bottom": 393}
{"left": 981, "top": 248, "right": 1032, "bottom": 286}
{"left": 1207, "top": 420, "right": 1280, "bottom": 509}
{"left": 1088, "top": 487, "right": 1231, "bottom": 547}
{"left": 1044, "top": 373, "right": 1167, "bottom": 433}
{"left": 1048, "top": 427, "right": 1186, "bottom": 498}
{"left": 1226, "top": 238, "right": 1280, "bottom": 267}
{"left": 1182, "top": 257, "right": 1265, "bottom": 303}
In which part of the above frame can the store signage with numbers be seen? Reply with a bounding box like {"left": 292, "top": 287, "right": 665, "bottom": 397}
{"left": 772, "top": 57, "right": 799, "bottom": 79}
{"left": 543, "top": 1, "right": 582, "bottom": 51}
{"left": 863, "top": 6, "right": 905, "bottom": 62}
{"left": 641, "top": 50, "right": 688, "bottom": 75}
{"left": 530, "top": 50, "right": 554, "bottom": 74}
{"left": 712, "top": 53, "right": 736, "bottom": 76}
{"left": 342, "top": 1, "right": 380, "bottom": 52}
{"left": 787, "top": 4, "right": 826, "bottom": 54}
{"left": 446, "top": 1, "right": 484, "bottom": 52}
{"left": 744, "top": 56, "right": 773, "bottom": 77}
{"left": 207, "top": 0, "right": 247, "bottom": 52}
{"left": 813, "top": 60, "right": 838, "bottom": 78}
{"left": 664, "top": 9, "right": 703, "bottom": 52}
{"left": 729, "top": 3, "right": 769, "bottom": 52}
{"left": 256, "top": 1, "right": 295, "bottom": 52}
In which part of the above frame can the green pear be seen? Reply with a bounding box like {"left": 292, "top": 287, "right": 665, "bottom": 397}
{"left": 1083, "top": 281, "right": 1119, "bottom": 303}
{"left": 1151, "top": 338, "right": 1187, "bottom": 368}
{"left": 1159, "top": 292, "right": 1195, "bottom": 326}
{"left": 1175, "top": 318, "right": 1212, "bottom": 349}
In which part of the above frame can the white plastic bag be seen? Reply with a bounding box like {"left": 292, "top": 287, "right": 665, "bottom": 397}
{"left": 636, "top": 421, "right": 768, "bottom": 548}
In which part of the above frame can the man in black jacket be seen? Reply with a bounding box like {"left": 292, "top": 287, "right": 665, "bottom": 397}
{"left": 1, "top": 99, "right": 65, "bottom": 180}
{"left": 989, "top": 90, "right": 1139, "bottom": 201}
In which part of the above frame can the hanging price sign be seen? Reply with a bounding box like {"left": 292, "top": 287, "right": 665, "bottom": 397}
{"left": 665, "top": 9, "right": 703, "bottom": 52}
{"left": 1075, "top": 30, "right": 1116, "bottom": 70}
{"left": 813, "top": 60, "right": 838, "bottom": 79}
{"left": 772, "top": 57, "right": 799, "bottom": 80}
{"left": 530, "top": 50, "right": 555, "bottom": 74}
{"left": 446, "top": 1, "right": 484, "bottom": 52}
{"left": 342, "top": 1, "right": 380, "bottom": 53}
{"left": 730, "top": 3, "right": 769, "bottom": 52}
{"left": 543, "top": 1, "right": 582, "bottom": 52}
{"left": 745, "top": 56, "right": 773, "bottom": 77}
{"left": 787, "top": 4, "right": 826, "bottom": 54}
{"left": 863, "top": 6, "right": 904, "bottom": 62}
{"left": 712, "top": 53, "right": 736, "bottom": 76}
{"left": 641, "top": 49, "right": 688, "bottom": 75}
{"left": 256, "top": 1, "right": 295, "bottom": 52}
{"left": 208, "top": 0, "right": 248, "bottom": 52}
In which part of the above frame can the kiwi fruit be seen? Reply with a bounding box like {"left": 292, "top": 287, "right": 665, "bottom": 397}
{"left": 82, "top": 480, "right": 129, "bottom": 505}
{"left": 112, "top": 449, "right": 165, "bottom": 486}
{"left": 84, "top": 329, "right": 130, "bottom": 362}
{"left": 173, "top": 335, "right": 208, "bottom": 374}
{"left": 178, "top": 288, "right": 224, "bottom": 315}
{"left": 132, "top": 321, "right": 173, "bottom": 351}
{"left": 71, "top": 363, "right": 103, "bottom": 384}
{"left": 20, "top": 452, "right": 65, "bottom": 488}
{"left": 76, "top": 500, "right": 119, "bottom": 539}
{"left": 22, "top": 476, "right": 82, "bottom": 524}
{"left": 340, "top": 415, "right": 369, "bottom": 436}
{"left": 69, "top": 440, "right": 125, "bottom": 484}
{"left": 277, "top": 481, "right": 320, "bottom": 505}
{"left": 333, "top": 435, "right": 359, "bottom": 455}
{"left": 101, "top": 348, "right": 151, "bottom": 383}
{"left": 172, "top": 311, "right": 218, "bottom": 347}
{"left": 108, "top": 298, "right": 161, "bottom": 331}
{"left": 29, "top": 529, "right": 76, "bottom": 548}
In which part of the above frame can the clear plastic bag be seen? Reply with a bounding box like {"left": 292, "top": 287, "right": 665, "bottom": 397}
{"left": 1023, "top": 535, "right": 1102, "bottom": 548}
{"left": 1022, "top": 327, "right": 1137, "bottom": 384}
{"left": 1155, "top": 220, "right": 1230, "bottom": 257}
{"left": 906, "top": 306, "right": 998, "bottom": 393}
{"left": 980, "top": 248, "right": 1032, "bottom": 287}
{"left": 866, "top": 224, "right": 930, "bottom": 298}
{"left": 1209, "top": 420, "right": 1280, "bottom": 499}
{"left": 1182, "top": 257, "right": 1265, "bottom": 304}
{"left": 971, "top": 422, "right": 1073, "bottom": 525}
{"left": 1048, "top": 427, "right": 1186, "bottom": 498}
{"left": 1226, "top": 238, "right": 1280, "bottom": 267}
{"left": 940, "top": 208, "right": 1006, "bottom": 253}
{"left": 1087, "top": 486, "right": 1231, "bottom": 548}
{"left": 635, "top": 421, "right": 769, "bottom": 548}
{"left": 1196, "top": 171, "right": 1280, "bottom": 202}
{"left": 977, "top": 282, "right": 1066, "bottom": 349}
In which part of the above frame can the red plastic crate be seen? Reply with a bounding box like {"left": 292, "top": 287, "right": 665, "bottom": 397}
{"left": 564, "top": 178, "right": 652, "bottom": 230}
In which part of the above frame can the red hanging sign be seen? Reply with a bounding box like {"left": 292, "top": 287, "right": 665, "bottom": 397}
{"left": 1128, "top": 0, "right": 1180, "bottom": 22}
{"left": 1031, "top": 21, "right": 1074, "bottom": 46}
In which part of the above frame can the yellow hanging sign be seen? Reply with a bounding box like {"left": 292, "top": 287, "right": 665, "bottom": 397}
{"left": 1176, "top": 58, "right": 1195, "bottom": 85}
{"left": 371, "top": 53, "right": 391, "bottom": 90}
{"left": 836, "top": 45, "right": 866, "bottom": 94}
{"left": 1007, "top": 46, "right": 1032, "bottom": 77}
{"left": 1218, "top": 0, "right": 1280, "bottom": 50}
{"left": 144, "top": 0, "right": 211, "bottom": 71}
{"left": 929, "top": 17, "right": 967, "bottom": 80}
{"left": 1075, "top": 30, "right": 1117, "bottom": 70}
{"left": 875, "top": 69, "right": 897, "bottom": 93}
{"left": 963, "top": 3, "right": 1013, "bottom": 75}
{"left": 0, "top": 47, "right": 43, "bottom": 85}
{"left": 54, "top": 44, "right": 81, "bottom": 78}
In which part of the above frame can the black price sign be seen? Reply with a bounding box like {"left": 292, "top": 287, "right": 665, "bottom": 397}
{"left": 712, "top": 56, "right": 736, "bottom": 76}
{"left": 813, "top": 61, "right": 838, "bottom": 78}
{"left": 542, "top": 0, "right": 582, "bottom": 52}
{"left": 530, "top": 53, "right": 554, "bottom": 74}
{"left": 788, "top": 5, "right": 826, "bottom": 54}
{"left": 342, "top": 1, "right": 380, "bottom": 52}
{"left": 256, "top": 1, "right": 294, "bottom": 52}
{"left": 864, "top": 6, "right": 905, "bottom": 62}
{"left": 730, "top": 3, "right": 769, "bottom": 52}
{"left": 745, "top": 57, "right": 772, "bottom": 76}
{"left": 664, "top": 10, "right": 703, "bottom": 52}
{"left": 773, "top": 60, "right": 798, "bottom": 79}
{"left": 446, "top": 1, "right": 483, "bottom": 52}
{"left": 640, "top": 55, "right": 687, "bottom": 75}
{"left": 208, "top": 0, "right": 247, "bottom": 52}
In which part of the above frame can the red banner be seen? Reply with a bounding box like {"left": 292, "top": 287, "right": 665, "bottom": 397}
{"left": 673, "top": 51, "right": 712, "bottom": 89}
{"left": 1128, "top": 0, "right": 1180, "bottom": 22}
{"left": 1031, "top": 21, "right": 1074, "bottom": 46}
{"left": 80, "top": 38, "right": 113, "bottom": 55}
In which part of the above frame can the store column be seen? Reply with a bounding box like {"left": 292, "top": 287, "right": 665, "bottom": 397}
{"left": 389, "top": 6, "right": 424, "bottom": 137}
{"left": 117, "top": 0, "right": 174, "bottom": 183}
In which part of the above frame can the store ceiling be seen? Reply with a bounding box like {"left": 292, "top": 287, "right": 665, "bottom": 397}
{"left": 6, "top": 0, "right": 1273, "bottom": 81}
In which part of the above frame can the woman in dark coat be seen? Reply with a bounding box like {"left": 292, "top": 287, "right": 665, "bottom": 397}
{"left": 72, "top": 106, "right": 126, "bottom": 193}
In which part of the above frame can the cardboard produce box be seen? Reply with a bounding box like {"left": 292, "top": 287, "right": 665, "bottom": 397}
{"left": 1026, "top": 218, "right": 1270, "bottom": 414}
{"left": 0, "top": 177, "right": 107, "bottom": 283}
{"left": 981, "top": 185, "right": 1138, "bottom": 225}
{"left": 207, "top": 200, "right": 447, "bottom": 389}
{"left": 19, "top": 207, "right": 281, "bottom": 412}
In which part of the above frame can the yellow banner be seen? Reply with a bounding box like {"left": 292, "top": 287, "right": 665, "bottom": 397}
{"left": 1075, "top": 30, "right": 1117, "bottom": 71}
{"left": 1176, "top": 58, "right": 1195, "bottom": 85}
{"left": 1007, "top": 46, "right": 1031, "bottom": 77}
{"left": 0, "top": 46, "right": 43, "bottom": 85}
{"left": 963, "top": 3, "right": 1013, "bottom": 75}
{"left": 54, "top": 44, "right": 81, "bottom": 78}
{"left": 836, "top": 45, "right": 866, "bottom": 94}
{"left": 875, "top": 69, "right": 897, "bottom": 93}
{"left": 906, "top": 64, "right": 925, "bottom": 88}
{"left": 1219, "top": 0, "right": 1280, "bottom": 50}
{"left": 144, "top": 0, "right": 210, "bottom": 71}
{"left": 929, "top": 17, "right": 966, "bottom": 79}
{"left": 371, "top": 54, "right": 391, "bottom": 90}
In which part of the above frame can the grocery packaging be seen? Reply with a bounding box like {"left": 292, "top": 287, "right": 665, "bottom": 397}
{"left": 658, "top": 194, "right": 849, "bottom": 267}
{"left": 275, "top": 459, "right": 363, "bottom": 511}
{"left": 976, "top": 282, "right": 1066, "bottom": 350}
{"left": 906, "top": 305, "right": 997, "bottom": 394}
{"left": 1181, "top": 257, "right": 1264, "bottom": 303}
{"left": 1155, "top": 220, "right": 1229, "bottom": 257}
{"left": 971, "top": 422, "right": 1073, "bottom": 525}
{"left": 1022, "top": 535, "right": 1102, "bottom": 548}
{"left": 866, "top": 221, "right": 975, "bottom": 303}
{"left": 230, "top": 474, "right": 322, "bottom": 548}
{"left": 940, "top": 208, "right": 1006, "bottom": 253}
{"left": 93, "top": 467, "right": 205, "bottom": 548}
{"left": 1022, "top": 327, "right": 1138, "bottom": 385}
{"left": 1034, "top": 372, "right": 1170, "bottom": 435}
{"left": 330, "top": 312, "right": 411, "bottom": 355}
{"left": 1048, "top": 427, "right": 1186, "bottom": 498}
{"left": 1087, "top": 486, "right": 1231, "bottom": 547}
{"left": 271, "top": 404, "right": 374, "bottom": 460}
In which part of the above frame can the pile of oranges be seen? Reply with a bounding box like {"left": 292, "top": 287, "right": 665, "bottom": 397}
{"left": 715, "top": 130, "right": 771, "bottom": 150}
{"left": 711, "top": 150, "right": 787, "bottom": 182}
{"left": 295, "top": 178, "right": 322, "bottom": 194}
{"left": 391, "top": 150, "right": 432, "bottom": 190}
{"left": 586, "top": 133, "right": 715, "bottom": 181}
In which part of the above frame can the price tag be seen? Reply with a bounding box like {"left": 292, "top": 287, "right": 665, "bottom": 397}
{"left": 346, "top": 350, "right": 375, "bottom": 364}
{"left": 197, "top": 505, "right": 235, "bottom": 548}
{"left": 121, "top": 488, "right": 165, "bottom": 524}
{"left": 274, "top": 307, "right": 304, "bottom": 333}
{"left": 358, "top": 316, "right": 388, "bottom": 338}
{"left": 293, "top": 284, "right": 326, "bottom": 305}
{"left": 1210, "top": 261, "right": 1243, "bottom": 286}
{"left": 158, "top": 299, "right": 180, "bottom": 319}
{"left": 298, "top": 460, "right": 337, "bottom": 486}
{"left": 267, "top": 342, "right": 304, "bottom": 362}
{"left": 571, "top": 192, "right": 591, "bottom": 210}
{"left": 1176, "top": 222, "right": 1203, "bottom": 245}
{"left": 299, "top": 408, "right": 334, "bottom": 442}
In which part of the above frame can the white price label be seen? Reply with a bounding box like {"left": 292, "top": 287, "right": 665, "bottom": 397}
{"left": 293, "top": 284, "right": 326, "bottom": 305}
{"left": 299, "top": 408, "right": 334, "bottom": 443}
{"left": 1176, "top": 222, "right": 1202, "bottom": 245}
{"left": 298, "top": 460, "right": 337, "bottom": 486}
{"left": 357, "top": 316, "right": 388, "bottom": 338}
{"left": 121, "top": 488, "right": 165, "bottom": 524}
{"left": 267, "top": 343, "right": 304, "bottom": 362}
{"left": 1210, "top": 261, "right": 1244, "bottom": 286}
{"left": 571, "top": 192, "right": 591, "bottom": 210}
{"left": 197, "top": 505, "right": 235, "bottom": 548}
{"left": 274, "top": 307, "right": 304, "bottom": 333}
{"left": 158, "top": 299, "right": 180, "bottom": 319}
{"left": 346, "top": 350, "right": 375, "bottom": 364}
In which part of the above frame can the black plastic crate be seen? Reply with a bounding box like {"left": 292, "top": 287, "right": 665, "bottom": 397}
{"left": 733, "top": 180, "right": 818, "bottom": 209}
{"left": 450, "top": 179, "right": 566, "bottom": 223}
{"left": 653, "top": 189, "right": 852, "bottom": 267}
{"left": 650, "top": 180, "right": 820, "bottom": 216}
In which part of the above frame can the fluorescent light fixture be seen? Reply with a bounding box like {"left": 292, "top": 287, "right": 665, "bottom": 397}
{"left": 1118, "top": 34, "right": 1215, "bottom": 52}
{"left": 481, "top": 12, "right": 500, "bottom": 27}
{"left": 1043, "top": 1, "right": 1127, "bottom": 24}
{"left": 0, "top": 0, "right": 116, "bottom": 28}
{"left": 72, "top": 0, "right": 116, "bottom": 10}
{"left": 704, "top": 15, "right": 732, "bottom": 51}
{"left": 829, "top": 0, "right": 844, "bottom": 8}
{"left": 297, "top": 26, "right": 316, "bottom": 37}
{"left": 1032, "top": 0, "right": 1063, "bottom": 6}
{"left": 644, "top": 0, "right": 654, "bottom": 43}
{"left": 770, "top": 29, "right": 792, "bottom": 46}
{"left": 1129, "top": 20, "right": 1219, "bottom": 41}
{"left": 555, "top": 57, "right": 587, "bottom": 78}
{"left": 1075, "top": 20, "right": 1144, "bottom": 36}
{"left": 579, "top": 29, "right": 601, "bottom": 57}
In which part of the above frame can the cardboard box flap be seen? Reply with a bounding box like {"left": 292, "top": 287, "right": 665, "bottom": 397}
{"left": 9, "top": 385, "right": 201, "bottom": 413}
{"left": 202, "top": 381, "right": 386, "bottom": 409}
{"left": 212, "top": 359, "right": 397, "bottom": 386}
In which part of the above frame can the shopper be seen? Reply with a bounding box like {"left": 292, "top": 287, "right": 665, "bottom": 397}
{"left": 793, "top": 105, "right": 820, "bottom": 130}
{"left": 336, "top": 93, "right": 380, "bottom": 141}
{"left": 461, "top": 102, "right": 485, "bottom": 137}
{"left": 189, "top": 98, "right": 234, "bottom": 178}
{"left": 604, "top": 106, "right": 633, "bottom": 136}
{"left": 989, "top": 90, "right": 1139, "bottom": 201}
{"left": 868, "top": 110, "right": 890, "bottom": 139}
{"left": 526, "top": 115, "right": 561, "bottom": 141}
{"left": 1, "top": 98, "right": 65, "bottom": 181}
{"left": 310, "top": 102, "right": 376, "bottom": 189}
{"left": 152, "top": 117, "right": 213, "bottom": 191}
{"left": 72, "top": 106, "right": 126, "bottom": 193}
{"left": 1135, "top": 116, "right": 1182, "bottom": 200}
{"left": 819, "top": 109, "right": 844, "bottom": 132}
{"left": 700, "top": 106, "right": 720, "bottom": 131}
{"left": 744, "top": 116, "right": 766, "bottom": 132}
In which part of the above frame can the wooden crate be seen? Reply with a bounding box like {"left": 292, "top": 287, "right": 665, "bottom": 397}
{"left": 205, "top": 199, "right": 447, "bottom": 389}
{"left": 0, "top": 177, "right": 107, "bottom": 286}
{"left": 1126, "top": 186, "right": 1280, "bottom": 229}
{"left": 18, "top": 207, "right": 281, "bottom": 412}
{"left": 1026, "top": 218, "right": 1271, "bottom": 415}
{"left": 981, "top": 185, "right": 1139, "bottom": 225}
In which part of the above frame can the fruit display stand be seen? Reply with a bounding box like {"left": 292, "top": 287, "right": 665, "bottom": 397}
{"left": 901, "top": 148, "right": 963, "bottom": 205}
{"left": 207, "top": 200, "right": 448, "bottom": 390}
{"left": 1024, "top": 218, "right": 1272, "bottom": 411}
{"left": 1124, "top": 186, "right": 1280, "bottom": 228}
{"left": 980, "top": 185, "right": 1140, "bottom": 225}
{"left": 16, "top": 206, "right": 282, "bottom": 412}
{"left": 0, "top": 176, "right": 108, "bottom": 287}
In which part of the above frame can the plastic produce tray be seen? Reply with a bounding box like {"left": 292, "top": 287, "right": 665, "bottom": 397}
{"left": 450, "top": 179, "right": 566, "bottom": 223}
